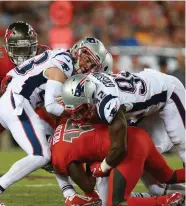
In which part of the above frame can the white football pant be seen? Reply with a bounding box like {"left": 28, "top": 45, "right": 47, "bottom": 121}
{"left": 0, "top": 90, "right": 51, "bottom": 189}
{"left": 138, "top": 76, "right": 185, "bottom": 195}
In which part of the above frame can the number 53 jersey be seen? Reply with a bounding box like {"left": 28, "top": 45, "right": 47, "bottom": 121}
{"left": 6, "top": 49, "right": 74, "bottom": 109}
{"left": 88, "top": 69, "right": 175, "bottom": 124}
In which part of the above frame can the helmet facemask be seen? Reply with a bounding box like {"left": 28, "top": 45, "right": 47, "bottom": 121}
{"left": 66, "top": 103, "right": 96, "bottom": 124}
{"left": 6, "top": 40, "right": 37, "bottom": 65}
{"left": 4, "top": 21, "right": 38, "bottom": 66}
{"left": 74, "top": 46, "right": 102, "bottom": 74}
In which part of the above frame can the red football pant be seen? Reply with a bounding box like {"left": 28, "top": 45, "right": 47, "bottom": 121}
{"left": 107, "top": 127, "right": 185, "bottom": 206}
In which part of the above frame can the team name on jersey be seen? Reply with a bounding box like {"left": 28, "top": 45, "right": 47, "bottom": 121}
{"left": 92, "top": 73, "right": 115, "bottom": 87}
{"left": 53, "top": 124, "right": 63, "bottom": 145}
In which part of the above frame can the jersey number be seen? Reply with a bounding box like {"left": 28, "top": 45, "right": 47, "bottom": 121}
{"left": 114, "top": 72, "right": 147, "bottom": 95}
{"left": 63, "top": 119, "right": 94, "bottom": 143}
{"left": 14, "top": 51, "right": 49, "bottom": 75}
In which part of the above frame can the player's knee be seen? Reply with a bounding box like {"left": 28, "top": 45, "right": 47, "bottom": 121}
{"left": 147, "top": 184, "right": 165, "bottom": 196}
{"left": 38, "top": 154, "right": 51, "bottom": 167}
{"left": 35, "top": 147, "right": 51, "bottom": 165}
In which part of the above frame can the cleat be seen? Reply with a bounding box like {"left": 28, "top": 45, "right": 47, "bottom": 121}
{"left": 166, "top": 192, "right": 185, "bottom": 206}
{"left": 65, "top": 193, "right": 102, "bottom": 206}
{"left": 0, "top": 202, "right": 5, "bottom": 206}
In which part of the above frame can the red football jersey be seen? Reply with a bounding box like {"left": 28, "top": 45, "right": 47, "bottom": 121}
{"left": 0, "top": 46, "right": 14, "bottom": 83}
{"left": 51, "top": 119, "right": 110, "bottom": 175}
{"left": 0, "top": 44, "right": 50, "bottom": 83}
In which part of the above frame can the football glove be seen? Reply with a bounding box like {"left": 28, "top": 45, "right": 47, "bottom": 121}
{"left": 90, "top": 161, "right": 111, "bottom": 177}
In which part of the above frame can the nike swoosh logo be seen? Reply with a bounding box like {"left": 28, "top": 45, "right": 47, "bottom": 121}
{"left": 64, "top": 57, "right": 70, "bottom": 62}
{"left": 107, "top": 103, "right": 111, "bottom": 110}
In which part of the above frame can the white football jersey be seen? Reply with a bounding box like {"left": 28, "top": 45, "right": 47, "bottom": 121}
{"left": 88, "top": 69, "right": 175, "bottom": 124}
{"left": 6, "top": 49, "right": 74, "bottom": 109}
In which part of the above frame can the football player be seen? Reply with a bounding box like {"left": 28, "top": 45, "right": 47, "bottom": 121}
{"left": 0, "top": 21, "right": 49, "bottom": 83}
{"left": 0, "top": 37, "right": 113, "bottom": 205}
{"left": 51, "top": 119, "right": 185, "bottom": 206}
{"left": 0, "top": 21, "right": 55, "bottom": 134}
{"left": 61, "top": 70, "right": 185, "bottom": 197}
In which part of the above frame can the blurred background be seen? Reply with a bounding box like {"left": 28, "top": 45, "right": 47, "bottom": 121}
{"left": 0, "top": 1, "right": 185, "bottom": 149}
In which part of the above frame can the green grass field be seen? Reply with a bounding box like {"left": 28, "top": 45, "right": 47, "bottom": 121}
{"left": 0, "top": 149, "right": 183, "bottom": 206}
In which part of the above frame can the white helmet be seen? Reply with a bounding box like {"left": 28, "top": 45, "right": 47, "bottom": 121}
{"left": 62, "top": 74, "right": 96, "bottom": 122}
{"left": 70, "top": 37, "right": 113, "bottom": 74}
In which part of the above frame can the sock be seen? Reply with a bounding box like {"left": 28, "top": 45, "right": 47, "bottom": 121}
{"left": 96, "top": 177, "right": 108, "bottom": 206}
{"left": 175, "top": 169, "right": 185, "bottom": 183}
{"left": 131, "top": 192, "right": 153, "bottom": 197}
{"left": 62, "top": 184, "right": 76, "bottom": 198}
{"left": 0, "top": 186, "right": 5, "bottom": 195}
{"left": 54, "top": 174, "right": 76, "bottom": 198}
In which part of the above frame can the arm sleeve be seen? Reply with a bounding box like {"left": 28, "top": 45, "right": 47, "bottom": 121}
{"left": 97, "top": 95, "right": 120, "bottom": 124}
{"left": 44, "top": 80, "right": 64, "bottom": 116}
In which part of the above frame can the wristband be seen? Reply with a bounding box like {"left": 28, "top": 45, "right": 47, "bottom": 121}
{"left": 101, "top": 158, "right": 112, "bottom": 172}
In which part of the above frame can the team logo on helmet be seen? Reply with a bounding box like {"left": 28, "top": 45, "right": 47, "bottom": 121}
{"left": 5, "top": 29, "right": 14, "bottom": 41}
{"left": 84, "top": 37, "right": 98, "bottom": 44}
{"left": 29, "top": 29, "right": 37, "bottom": 38}
{"left": 74, "top": 77, "right": 86, "bottom": 97}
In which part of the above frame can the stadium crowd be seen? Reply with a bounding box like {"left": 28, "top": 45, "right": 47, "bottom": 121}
{"left": 0, "top": 1, "right": 184, "bottom": 47}
{"left": 0, "top": 1, "right": 185, "bottom": 86}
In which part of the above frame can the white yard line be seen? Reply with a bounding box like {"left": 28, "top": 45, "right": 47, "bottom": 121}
{"left": 13, "top": 183, "right": 58, "bottom": 188}
{"left": 13, "top": 182, "right": 144, "bottom": 188}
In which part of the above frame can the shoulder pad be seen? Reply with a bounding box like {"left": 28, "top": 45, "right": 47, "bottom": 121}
{"left": 51, "top": 51, "right": 74, "bottom": 77}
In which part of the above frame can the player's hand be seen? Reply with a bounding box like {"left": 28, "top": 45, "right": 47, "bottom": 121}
{"left": 56, "top": 95, "right": 64, "bottom": 105}
{"left": 90, "top": 162, "right": 110, "bottom": 177}
{"left": 1, "top": 75, "right": 12, "bottom": 94}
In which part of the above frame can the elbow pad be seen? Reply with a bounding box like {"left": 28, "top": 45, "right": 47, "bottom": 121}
{"left": 45, "top": 80, "right": 64, "bottom": 116}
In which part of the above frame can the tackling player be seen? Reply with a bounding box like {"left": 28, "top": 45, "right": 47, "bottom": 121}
{"left": 61, "top": 71, "right": 185, "bottom": 198}
{"left": 51, "top": 119, "right": 185, "bottom": 206}
{"left": 0, "top": 37, "right": 113, "bottom": 205}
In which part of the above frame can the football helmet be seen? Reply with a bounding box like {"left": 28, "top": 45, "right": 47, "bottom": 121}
{"left": 70, "top": 37, "right": 113, "bottom": 74}
{"left": 5, "top": 21, "right": 38, "bottom": 65}
{"left": 62, "top": 74, "right": 96, "bottom": 122}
